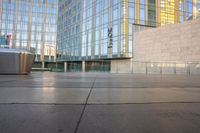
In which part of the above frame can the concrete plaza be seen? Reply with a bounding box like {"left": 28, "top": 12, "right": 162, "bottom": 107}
{"left": 0, "top": 72, "right": 200, "bottom": 133}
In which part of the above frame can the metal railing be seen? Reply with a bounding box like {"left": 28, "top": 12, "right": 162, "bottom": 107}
{"left": 131, "top": 61, "right": 200, "bottom": 75}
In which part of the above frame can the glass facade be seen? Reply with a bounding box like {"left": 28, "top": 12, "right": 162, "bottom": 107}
{"left": 160, "top": 0, "right": 175, "bottom": 25}
{"left": 57, "top": 0, "right": 198, "bottom": 62}
{"left": 197, "top": 0, "right": 200, "bottom": 10}
{"left": 0, "top": 0, "right": 58, "bottom": 62}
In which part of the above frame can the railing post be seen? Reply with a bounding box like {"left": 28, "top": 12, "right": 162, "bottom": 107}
{"left": 42, "top": 61, "right": 45, "bottom": 69}
{"left": 174, "top": 63, "right": 176, "bottom": 75}
{"left": 187, "top": 63, "right": 190, "bottom": 76}
{"left": 64, "top": 62, "right": 67, "bottom": 72}
{"left": 160, "top": 63, "right": 162, "bottom": 75}
{"left": 145, "top": 62, "right": 148, "bottom": 75}
{"left": 82, "top": 61, "right": 85, "bottom": 72}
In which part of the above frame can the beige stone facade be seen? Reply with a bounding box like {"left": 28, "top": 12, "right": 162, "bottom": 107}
{"left": 134, "top": 19, "right": 200, "bottom": 63}
{"left": 111, "top": 19, "right": 200, "bottom": 75}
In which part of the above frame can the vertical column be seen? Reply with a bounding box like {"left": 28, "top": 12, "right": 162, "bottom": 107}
{"left": 156, "top": 0, "right": 161, "bottom": 27}
{"left": 34, "top": 0, "right": 39, "bottom": 61}
{"left": 0, "top": 0, "right": 2, "bottom": 35}
{"left": 12, "top": 0, "right": 18, "bottom": 48}
{"left": 117, "top": 0, "right": 121, "bottom": 57}
{"left": 145, "top": 0, "right": 148, "bottom": 25}
{"left": 54, "top": 0, "right": 58, "bottom": 62}
{"left": 175, "top": 0, "right": 180, "bottom": 23}
{"left": 85, "top": 0, "right": 88, "bottom": 59}
{"left": 123, "top": 0, "right": 129, "bottom": 56}
{"left": 193, "top": 0, "right": 197, "bottom": 19}
{"left": 27, "top": 0, "right": 33, "bottom": 50}
{"left": 134, "top": 0, "right": 140, "bottom": 24}
{"left": 61, "top": 1, "right": 65, "bottom": 59}
{"left": 41, "top": 0, "right": 47, "bottom": 66}
{"left": 108, "top": 0, "right": 113, "bottom": 58}
{"left": 5, "top": 0, "right": 8, "bottom": 35}
{"left": 79, "top": 0, "right": 83, "bottom": 60}
{"left": 19, "top": 1, "right": 25, "bottom": 49}
{"left": 82, "top": 61, "right": 85, "bottom": 72}
{"left": 91, "top": 0, "right": 96, "bottom": 59}
{"left": 64, "top": 62, "right": 67, "bottom": 72}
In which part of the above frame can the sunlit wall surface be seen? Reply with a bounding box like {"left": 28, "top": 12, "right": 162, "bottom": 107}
{"left": 57, "top": 0, "right": 198, "bottom": 62}
{"left": 160, "top": 0, "right": 175, "bottom": 25}
{"left": 0, "top": 0, "right": 58, "bottom": 62}
{"left": 158, "top": 0, "right": 197, "bottom": 25}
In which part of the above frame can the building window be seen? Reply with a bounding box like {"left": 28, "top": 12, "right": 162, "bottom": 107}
{"left": 140, "top": 0, "right": 146, "bottom": 25}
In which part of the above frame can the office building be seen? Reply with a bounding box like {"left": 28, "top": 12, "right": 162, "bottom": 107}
{"left": 57, "top": 0, "right": 200, "bottom": 72}
{"left": 0, "top": 0, "right": 58, "bottom": 68}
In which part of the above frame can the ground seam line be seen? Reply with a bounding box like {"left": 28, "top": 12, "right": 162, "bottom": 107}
{"left": 74, "top": 76, "right": 96, "bottom": 133}
{"left": 1, "top": 101, "right": 200, "bottom": 105}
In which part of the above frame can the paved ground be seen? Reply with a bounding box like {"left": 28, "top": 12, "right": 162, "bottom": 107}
{"left": 0, "top": 72, "right": 200, "bottom": 133}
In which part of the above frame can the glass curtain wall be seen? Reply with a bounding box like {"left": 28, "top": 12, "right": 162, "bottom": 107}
{"left": 198, "top": 0, "right": 200, "bottom": 8}
{"left": 57, "top": 0, "right": 197, "bottom": 62}
{"left": 58, "top": 0, "right": 143, "bottom": 61}
{"left": 0, "top": 0, "right": 58, "bottom": 62}
{"left": 160, "top": 0, "right": 175, "bottom": 25}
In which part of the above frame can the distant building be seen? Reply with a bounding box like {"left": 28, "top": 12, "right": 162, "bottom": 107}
{"left": 57, "top": 0, "right": 200, "bottom": 72}
{"left": 0, "top": 0, "right": 58, "bottom": 68}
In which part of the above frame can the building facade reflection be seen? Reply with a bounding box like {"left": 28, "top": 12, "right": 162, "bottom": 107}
{"left": 0, "top": 0, "right": 58, "bottom": 66}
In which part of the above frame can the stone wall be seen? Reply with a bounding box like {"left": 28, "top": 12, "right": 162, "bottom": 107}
{"left": 111, "top": 19, "right": 200, "bottom": 74}
{"left": 134, "top": 19, "right": 200, "bottom": 63}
